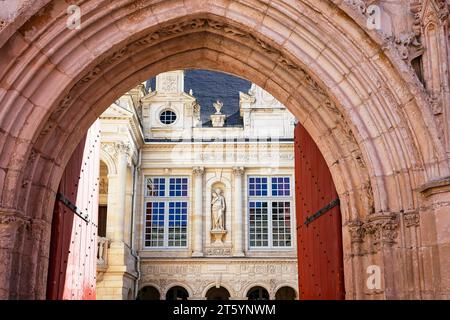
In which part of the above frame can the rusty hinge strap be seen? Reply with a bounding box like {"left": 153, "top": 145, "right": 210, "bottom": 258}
{"left": 304, "top": 198, "right": 340, "bottom": 226}
{"left": 57, "top": 193, "right": 90, "bottom": 223}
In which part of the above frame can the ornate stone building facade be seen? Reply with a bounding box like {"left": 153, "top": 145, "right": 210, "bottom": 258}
{"left": 96, "top": 70, "right": 298, "bottom": 299}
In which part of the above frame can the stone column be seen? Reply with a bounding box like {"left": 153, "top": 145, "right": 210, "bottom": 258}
{"left": 0, "top": 210, "right": 29, "bottom": 299}
{"left": 114, "top": 143, "right": 130, "bottom": 243}
{"left": 232, "top": 167, "right": 245, "bottom": 257}
{"left": 192, "top": 167, "right": 205, "bottom": 257}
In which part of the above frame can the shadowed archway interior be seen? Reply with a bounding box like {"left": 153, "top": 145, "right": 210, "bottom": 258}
{"left": 0, "top": 0, "right": 449, "bottom": 300}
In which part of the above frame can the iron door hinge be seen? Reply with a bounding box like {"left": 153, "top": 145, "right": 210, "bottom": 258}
{"left": 57, "top": 193, "right": 90, "bottom": 223}
{"left": 304, "top": 198, "right": 340, "bottom": 226}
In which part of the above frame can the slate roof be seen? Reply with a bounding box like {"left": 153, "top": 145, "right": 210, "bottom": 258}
{"left": 147, "top": 70, "right": 252, "bottom": 127}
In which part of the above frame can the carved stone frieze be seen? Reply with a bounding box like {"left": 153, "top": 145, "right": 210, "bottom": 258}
{"left": 204, "top": 246, "right": 232, "bottom": 257}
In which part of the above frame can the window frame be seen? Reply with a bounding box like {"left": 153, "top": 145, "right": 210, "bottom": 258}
{"left": 143, "top": 176, "right": 190, "bottom": 250}
{"left": 247, "top": 175, "right": 294, "bottom": 250}
{"left": 159, "top": 109, "right": 178, "bottom": 126}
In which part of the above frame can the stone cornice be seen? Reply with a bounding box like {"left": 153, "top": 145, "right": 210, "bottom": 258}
{"left": 417, "top": 176, "right": 450, "bottom": 197}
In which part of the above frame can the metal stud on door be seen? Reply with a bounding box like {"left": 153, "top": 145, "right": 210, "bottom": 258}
{"left": 294, "top": 123, "right": 345, "bottom": 300}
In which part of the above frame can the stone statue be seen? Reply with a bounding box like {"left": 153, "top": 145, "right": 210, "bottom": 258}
{"left": 213, "top": 100, "right": 224, "bottom": 114}
{"left": 211, "top": 189, "right": 226, "bottom": 231}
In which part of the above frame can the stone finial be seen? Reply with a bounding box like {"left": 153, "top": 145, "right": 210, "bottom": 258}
{"left": 211, "top": 100, "right": 226, "bottom": 127}
{"left": 213, "top": 100, "right": 224, "bottom": 114}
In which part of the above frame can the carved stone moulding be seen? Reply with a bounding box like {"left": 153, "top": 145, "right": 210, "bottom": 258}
{"left": 417, "top": 176, "right": 450, "bottom": 198}
{"left": 204, "top": 246, "right": 232, "bottom": 257}
{"left": 0, "top": 208, "right": 31, "bottom": 227}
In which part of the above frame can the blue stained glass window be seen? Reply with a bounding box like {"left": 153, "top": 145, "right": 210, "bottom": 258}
{"left": 146, "top": 178, "right": 166, "bottom": 197}
{"left": 271, "top": 177, "right": 290, "bottom": 196}
{"left": 169, "top": 178, "right": 189, "bottom": 197}
{"left": 248, "top": 177, "right": 268, "bottom": 197}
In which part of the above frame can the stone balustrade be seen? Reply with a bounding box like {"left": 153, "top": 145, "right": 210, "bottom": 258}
{"left": 97, "top": 237, "right": 110, "bottom": 272}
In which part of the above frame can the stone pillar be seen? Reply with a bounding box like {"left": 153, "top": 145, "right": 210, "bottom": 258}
{"left": 113, "top": 143, "right": 130, "bottom": 242}
{"left": 192, "top": 167, "right": 204, "bottom": 257}
{"left": 232, "top": 167, "right": 245, "bottom": 257}
{"left": 0, "top": 210, "right": 28, "bottom": 299}
{"left": 417, "top": 178, "right": 450, "bottom": 299}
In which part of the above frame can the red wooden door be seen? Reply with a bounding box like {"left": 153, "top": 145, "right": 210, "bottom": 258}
{"left": 295, "top": 123, "right": 345, "bottom": 300}
{"left": 47, "top": 121, "right": 100, "bottom": 300}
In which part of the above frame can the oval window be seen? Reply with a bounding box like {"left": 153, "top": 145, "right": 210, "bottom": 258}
{"left": 160, "top": 110, "right": 177, "bottom": 125}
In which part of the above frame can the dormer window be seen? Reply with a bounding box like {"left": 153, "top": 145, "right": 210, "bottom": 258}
{"left": 159, "top": 110, "right": 177, "bottom": 125}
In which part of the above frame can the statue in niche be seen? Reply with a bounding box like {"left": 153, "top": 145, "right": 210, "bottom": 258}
{"left": 211, "top": 188, "right": 226, "bottom": 231}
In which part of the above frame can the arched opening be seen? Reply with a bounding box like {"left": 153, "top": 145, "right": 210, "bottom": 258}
{"left": 137, "top": 286, "right": 160, "bottom": 300}
{"left": 205, "top": 287, "right": 231, "bottom": 301}
{"left": 275, "top": 287, "right": 297, "bottom": 300}
{"left": 166, "top": 286, "right": 189, "bottom": 301}
{"left": 247, "top": 286, "right": 270, "bottom": 300}
{"left": 0, "top": 0, "right": 448, "bottom": 301}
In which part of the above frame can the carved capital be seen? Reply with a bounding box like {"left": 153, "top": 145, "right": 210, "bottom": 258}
{"left": 192, "top": 166, "right": 205, "bottom": 176}
{"left": 0, "top": 208, "right": 30, "bottom": 228}
{"left": 403, "top": 211, "right": 420, "bottom": 228}
{"left": 115, "top": 142, "right": 131, "bottom": 156}
{"left": 232, "top": 167, "right": 245, "bottom": 176}
{"left": 348, "top": 220, "right": 365, "bottom": 243}
{"left": 364, "top": 213, "right": 400, "bottom": 245}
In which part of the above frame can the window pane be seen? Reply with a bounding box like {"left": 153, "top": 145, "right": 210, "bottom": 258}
{"left": 248, "top": 177, "right": 268, "bottom": 197}
{"left": 167, "top": 201, "right": 188, "bottom": 247}
{"left": 144, "top": 202, "right": 165, "bottom": 247}
{"left": 169, "top": 178, "right": 189, "bottom": 197}
{"left": 272, "top": 201, "right": 292, "bottom": 247}
{"left": 146, "top": 178, "right": 165, "bottom": 197}
{"left": 271, "top": 177, "right": 291, "bottom": 196}
{"left": 249, "top": 201, "right": 269, "bottom": 247}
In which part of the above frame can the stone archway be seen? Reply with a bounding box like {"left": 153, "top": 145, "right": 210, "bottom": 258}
{"left": 0, "top": 0, "right": 449, "bottom": 300}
